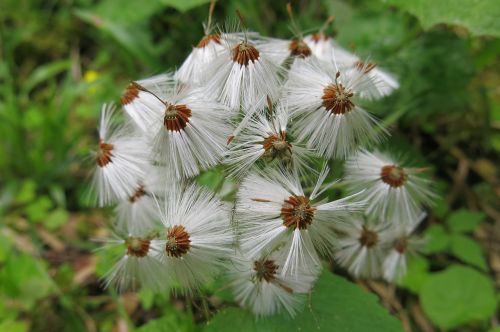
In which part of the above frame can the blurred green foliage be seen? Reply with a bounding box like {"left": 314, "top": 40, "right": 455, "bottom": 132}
{"left": 0, "top": 0, "right": 499, "bottom": 331}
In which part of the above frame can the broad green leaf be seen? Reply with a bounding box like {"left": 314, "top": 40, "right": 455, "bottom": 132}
{"left": 0, "top": 254, "right": 55, "bottom": 309}
{"left": 398, "top": 256, "right": 429, "bottom": 293}
{"left": 336, "top": 10, "right": 409, "bottom": 60}
{"left": 424, "top": 224, "right": 449, "bottom": 253}
{"left": 420, "top": 265, "right": 497, "bottom": 329}
{"left": 449, "top": 234, "right": 488, "bottom": 271}
{"left": 160, "top": 0, "right": 210, "bottom": 12}
{"left": 383, "top": 0, "right": 500, "bottom": 38}
{"left": 14, "top": 180, "right": 36, "bottom": 205}
{"left": 204, "top": 271, "right": 404, "bottom": 332}
{"left": 446, "top": 209, "right": 485, "bottom": 233}
{"left": 25, "top": 196, "right": 53, "bottom": 222}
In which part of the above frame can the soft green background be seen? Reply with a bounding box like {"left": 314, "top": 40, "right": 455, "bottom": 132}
{"left": 0, "top": 0, "right": 499, "bottom": 331}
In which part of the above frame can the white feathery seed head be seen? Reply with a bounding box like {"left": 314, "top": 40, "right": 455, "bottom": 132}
{"left": 303, "top": 31, "right": 358, "bottom": 63}
{"left": 205, "top": 29, "right": 283, "bottom": 112}
{"left": 285, "top": 59, "right": 387, "bottom": 160}
{"left": 322, "top": 58, "right": 399, "bottom": 100}
{"left": 175, "top": 2, "right": 228, "bottom": 85}
{"left": 121, "top": 74, "right": 177, "bottom": 132}
{"left": 151, "top": 182, "right": 234, "bottom": 293}
{"left": 113, "top": 166, "right": 166, "bottom": 234}
{"left": 101, "top": 226, "right": 166, "bottom": 293}
{"left": 344, "top": 150, "right": 435, "bottom": 223}
{"left": 229, "top": 249, "right": 317, "bottom": 317}
{"left": 303, "top": 32, "right": 399, "bottom": 99}
{"left": 225, "top": 100, "right": 315, "bottom": 178}
{"left": 91, "top": 104, "right": 150, "bottom": 206}
{"left": 122, "top": 78, "right": 232, "bottom": 179}
{"left": 235, "top": 167, "right": 365, "bottom": 277}
{"left": 334, "top": 217, "right": 392, "bottom": 279}
{"left": 382, "top": 212, "right": 426, "bottom": 282}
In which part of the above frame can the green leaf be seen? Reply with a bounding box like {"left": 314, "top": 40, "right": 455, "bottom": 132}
{"left": 25, "top": 196, "right": 53, "bottom": 222}
{"left": 23, "top": 60, "right": 71, "bottom": 94}
{"left": 160, "top": 0, "right": 210, "bottom": 12}
{"left": 136, "top": 302, "right": 196, "bottom": 332}
{"left": 138, "top": 288, "right": 155, "bottom": 310}
{"left": 0, "top": 254, "right": 55, "bottom": 309}
{"left": 446, "top": 209, "right": 485, "bottom": 233}
{"left": 74, "top": 9, "right": 160, "bottom": 68}
{"left": 384, "top": 0, "right": 500, "bottom": 38}
{"left": 0, "top": 232, "right": 13, "bottom": 263}
{"left": 398, "top": 256, "right": 429, "bottom": 293}
{"left": 45, "top": 209, "right": 69, "bottom": 230}
{"left": 92, "top": 0, "right": 165, "bottom": 24}
{"left": 204, "top": 271, "right": 404, "bottom": 332}
{"left": 432, "top": 197, "right": 449, "bottom": 219}
{"left": 0, "top": 319, "right": 28, "bottom": 332}
{"left": 449, "top": 234, "right": 488, "bottom": 271}
{"left": 424, "top": 224, "right": 449, "bottom": 253}
{"left": 420, "top": 265, "right": 497, "bottom": 329}
{"left": 14, "top": 180, "right": 36, "bottom": 205}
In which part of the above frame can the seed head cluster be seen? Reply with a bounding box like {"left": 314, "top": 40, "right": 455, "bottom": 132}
{"left": 91, "top": 4, "right": 435, "bottom": 317}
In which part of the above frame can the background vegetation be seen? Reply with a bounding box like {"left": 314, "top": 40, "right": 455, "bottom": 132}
{"left": 0, "top": 0, "right": 499, "bottom": 331}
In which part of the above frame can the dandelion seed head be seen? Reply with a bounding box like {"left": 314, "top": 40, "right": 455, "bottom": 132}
{"left": 121, "top": 82, "right": 142, "bottom": 105}
{"left": 165, "top": 225, "right": 191, "bottom": 258}
{"left": 232, "top": 41, "right": 260, "bottom": 66}
{"left": 96, "top": 141, "right": 114, "bottom": 167}
{"left": 358, "top": 226, "right": 379, "bottom": 248}
{"left": 380, "top": 165, "right": 408, "bottom": 188}
{"left": 262, "top": 133, "right": 293, "bottom": 162}
{"left": 289, "top": 39, "right": 311, "bottom": 58}
{"left": 196, "top": 33, "right": 221, "bottom": 48}
{"left": 163, "top": 104, "right": 192, "bottom": 132}
{"left": 253, "top": 259, "right": 278, "bottom": 283}
{"left": 126, "top": 237, "right": 151, "bottom": 258}
{"left": 393, "top": 236, "right": 408, "bottom": 254}
{"left": 322, "top": 81, "right": 355, "bottom": 115}
{"left": 128, "top": 185, "right": 146, "bottom": 203}
{"left": 281, "top": 195, "right": 316, "bottom": 230}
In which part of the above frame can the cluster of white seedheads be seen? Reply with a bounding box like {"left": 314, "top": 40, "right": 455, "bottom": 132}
{"left": 91, "top": 3, "right": 434, "bottom": 317}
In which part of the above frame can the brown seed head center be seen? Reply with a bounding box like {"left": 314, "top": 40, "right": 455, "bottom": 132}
{"left": 121, "top": 82, "right": 143, "bottom": 105}
{"left": 232, "top": 42, "right": 260, "bottom": 66}
{"left": 354, "top": 60, "right": 377, "bottom": 74}
{"left": 129, "top": 185, "right": 146, "bottom": 203}
{"left": 96, "top": 141, "right": 114, "bottom": 167}
{"left": 289, "top": 39, "right": 312, "bottom": 58}
{"left": 262, "top": 133, "right": 292, "bottom": 160}
{"left": 359, "top": 226, "right": 378, "bottom": 248}
{"left": 126, "top": 237, "right": 151, "bottom": 257}
{"left": 196, "top": 33, "right": 221, "bottom": 48}
{"left": 380, "top": 165, "right": 407, "bottom": 188}
{"left": 322, "top": 83, "right": 355, "bottom": 114}
{"left": 165, "top": 225, "right": 191, "bottom": 258}
{"left": 254, "top": 259, "right": 278, "bottom": 282}
{"left": 394, "top": 236, "right": 408, "bottom": 253}
{"left": 281, "top": 195, "right": 315, "bottom": 230}
{"left": 164, "top": 104, "right": 192, "bottom": 132}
